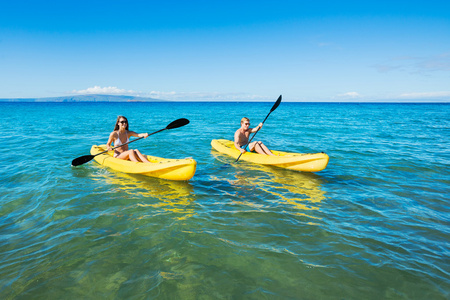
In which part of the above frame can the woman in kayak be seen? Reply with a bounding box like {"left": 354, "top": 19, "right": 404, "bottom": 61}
{"left": 106, "top": 116, "right": 151, "bottom": 163}
{"left": 234, "top": 117, "right": 274, "bottom": 155}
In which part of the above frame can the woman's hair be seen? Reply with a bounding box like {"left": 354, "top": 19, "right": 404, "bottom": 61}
{"left": 114, "top": 116, "right": 129, "bottom": 131}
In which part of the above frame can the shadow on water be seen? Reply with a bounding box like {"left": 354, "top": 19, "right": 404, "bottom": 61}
{"left": 71, "top": 163, "right": 196, "bottom": 220}
{"left": 210, "top": 151, "right": 327, "bottom": 221}
{"left": 70, "top": 150, "right": 327, "bottom": 222}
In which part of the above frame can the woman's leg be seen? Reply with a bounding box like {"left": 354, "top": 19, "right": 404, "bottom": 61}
{"left": 116, "top": 150, "right": 132, "bottom": 160}
{"left": 133, "top": 149, "right": 150, "bottom": 163}
{"left": 128, "top": 150, "right": 140, "bottom": 162}
{"left": 116, "top": 149, "right": 150, "bottom": 162}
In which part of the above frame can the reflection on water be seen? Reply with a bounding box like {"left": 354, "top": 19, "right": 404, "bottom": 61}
{"left": 91, "top": 167, "right": 196, "bottom": 220}
{"left": 211, "top": 151, "right": 326, "bottom": 222}
{"left": 4, "top": 103, "right": 448, "bottom": 299}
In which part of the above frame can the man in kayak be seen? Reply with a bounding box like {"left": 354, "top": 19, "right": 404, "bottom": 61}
{"left": 234, "top": 117, "right": 275, "bottom": 155}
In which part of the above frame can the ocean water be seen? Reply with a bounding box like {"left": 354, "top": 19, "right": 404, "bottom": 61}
{"left": 1, "top": 101, "right": 449, "bottom": 299}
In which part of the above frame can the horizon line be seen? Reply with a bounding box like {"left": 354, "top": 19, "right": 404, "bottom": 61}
{"left": 0, "top": 93, "right": 448, "bottom": 103}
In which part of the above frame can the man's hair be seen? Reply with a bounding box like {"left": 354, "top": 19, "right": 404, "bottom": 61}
{"left": 240, "top": 117, "right": 249, "bottom": 124}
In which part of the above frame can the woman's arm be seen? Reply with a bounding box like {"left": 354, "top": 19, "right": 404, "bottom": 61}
{"left": 106, "top": 132, "right": 115, "bottom": 151}
{"left": 129, "top": 131, "right": 149, "bottom": 138}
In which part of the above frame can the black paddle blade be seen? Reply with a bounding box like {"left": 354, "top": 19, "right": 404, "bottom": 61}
{"left": 166, "top": 118, "right": 190, "bottom": 130}
{"left": 271, "top": 95, "right": 282, "bottom": 112}
{"left": 71, "top": 155, "right": 94, "bottom": 167}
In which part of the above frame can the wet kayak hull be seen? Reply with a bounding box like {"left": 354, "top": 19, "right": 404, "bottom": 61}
{"left": 211, "top": 139, "right": 329, "bottom": 172}
{"left": 90, "top": 145, "right": 196, "bottom": 181}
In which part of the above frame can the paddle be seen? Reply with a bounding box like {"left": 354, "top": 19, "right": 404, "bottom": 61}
{"left": 71, "top": 118, "right": 190, "bottom": 167}
{"left": 234, "top": 95, "right": 282, "bottom": 163}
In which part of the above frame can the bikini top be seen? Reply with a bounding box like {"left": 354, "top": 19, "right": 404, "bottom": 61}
{"left": 115, "top": 130, "right": 129, "bottom": 147}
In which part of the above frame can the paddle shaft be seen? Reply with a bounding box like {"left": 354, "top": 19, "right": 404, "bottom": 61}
{"left": 234, "top": 119, "right": 266, "bottom": 163}
{"left": 234, "top": 95, "right": 282, "bottom": 163}
{"left": 93, "top": 127, "right": 166, "bottom": 157}
{"left": 72, "top": 128, "right": 170, "bottom": 166}
{"left": 72, "top": 118, "right": 190, "bottom": 166}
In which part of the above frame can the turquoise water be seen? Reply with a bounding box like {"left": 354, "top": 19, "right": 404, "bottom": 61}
{"left": 1, "top": 101, "right": 449, "bottom": 299}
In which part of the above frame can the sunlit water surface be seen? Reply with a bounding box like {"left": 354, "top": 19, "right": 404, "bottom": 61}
{"left": 1, "top": 102, "right": 449, "bottom": 299}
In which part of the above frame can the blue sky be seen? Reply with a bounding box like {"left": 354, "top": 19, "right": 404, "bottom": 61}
{"left": 1, "top": 0, "right": 449, "bottom": 101}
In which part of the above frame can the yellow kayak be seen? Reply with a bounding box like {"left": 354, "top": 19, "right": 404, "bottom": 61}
{"left": 211, "top": 139, "right": 329, "bottom": 172}
{"left": 90, "top": 145, "right": 197, "bottom": 181}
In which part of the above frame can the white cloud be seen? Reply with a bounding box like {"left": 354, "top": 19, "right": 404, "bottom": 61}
{"left": 417, "top": 52, "right": 450, "bottom": 72}
{"left": 72, "top": 86, "right": 138, "bottom": 95}
{"left": 69, "top": 87, "right": 271, "bottom": 101}
{"left": 373, "top": 64, "right": 402, "bottom": 73}
{"left": 68, "top": 87, "right": 449, "bottom": 102}
{"left": 398, "top": 91, "right": 450, "bottom": 99}
{"left": 147, "top": 91, "right": 271, "bottom": 101}
{"left": 373, "top": 52, "right": 450, "bottom": 74}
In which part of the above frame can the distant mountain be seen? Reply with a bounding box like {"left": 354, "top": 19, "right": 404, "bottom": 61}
{"left": 0, "top": 94, "right": 168, "bottom": 102}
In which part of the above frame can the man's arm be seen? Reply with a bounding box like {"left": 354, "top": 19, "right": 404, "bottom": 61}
{"left": 251, "top": 123, "right": 263, "bottom": 133}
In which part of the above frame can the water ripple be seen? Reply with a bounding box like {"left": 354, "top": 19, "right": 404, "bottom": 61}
{"left": 1, "top": 102, "right": 449, "bottom": 299}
